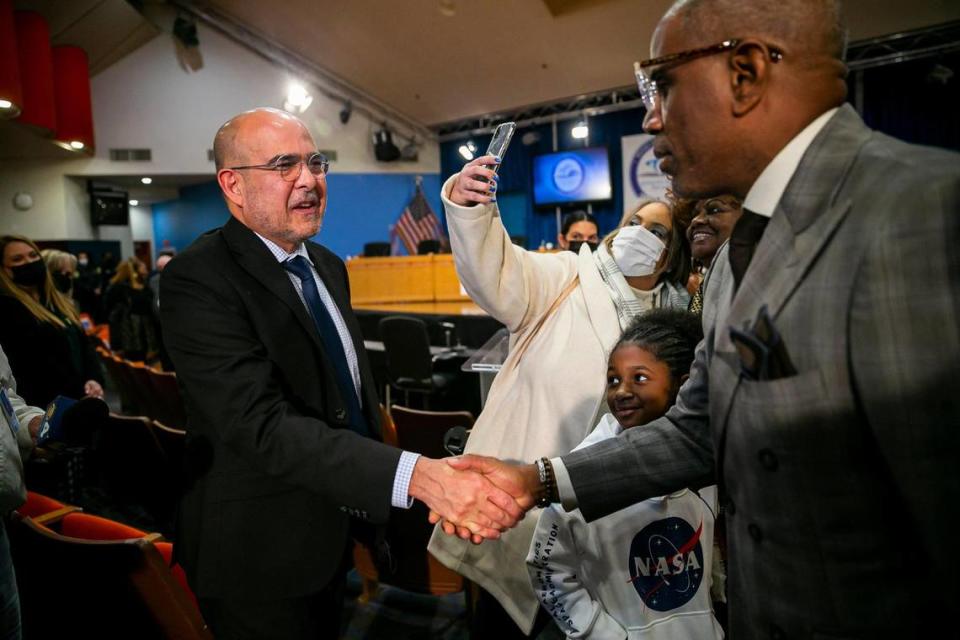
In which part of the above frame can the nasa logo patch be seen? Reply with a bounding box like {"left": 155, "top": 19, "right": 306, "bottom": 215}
{"left": 627, "top": 517, "right": 705, "bottom": 611}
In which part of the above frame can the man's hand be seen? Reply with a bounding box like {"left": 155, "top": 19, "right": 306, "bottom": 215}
{"left": 448, "top": 155, "right": 499, "bottom": 207}
{"left": 27, "top": 416, "right": 42, "bottom": 442}
{"left": 84, "top": 379, "right": 104, "bottom": 399}
{"left": 408, "top": 457, "right": 524, "bottom": 542}
{"left": 429, "top": 455, "right": 541, "bottom": 543}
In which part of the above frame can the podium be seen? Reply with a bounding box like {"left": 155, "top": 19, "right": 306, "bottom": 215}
{"left": 461, "top": 328, "right": 510, "bottom": 406}
{"left": 346, "top": 254, "right": 470, "bottom": 305}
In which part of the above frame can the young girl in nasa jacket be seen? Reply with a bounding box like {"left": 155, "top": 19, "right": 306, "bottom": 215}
{"left": 527, "top": 309, "right": 724, "bottom": 640}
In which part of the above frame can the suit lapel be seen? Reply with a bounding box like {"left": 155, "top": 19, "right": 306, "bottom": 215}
{"left": 221, "top": 217, "right": 326, "bottom": 356}
{"left": 712, "top": 105, "right": 871, "bottom": 457}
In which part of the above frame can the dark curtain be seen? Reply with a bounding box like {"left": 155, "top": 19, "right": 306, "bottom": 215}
{"left": 440, "top": 51, "right": 960, "bottom": 249}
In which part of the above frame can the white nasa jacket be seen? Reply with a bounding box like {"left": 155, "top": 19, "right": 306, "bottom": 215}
{"left": 527, "top": 414, "right": 724, "bottom": 640}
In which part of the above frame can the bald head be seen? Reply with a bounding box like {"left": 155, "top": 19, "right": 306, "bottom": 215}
{"left": 664, "top": 0, "right": 847, "bottom": 61}
{"left": 213, "top": 107, "right": 308, "bottom": 171}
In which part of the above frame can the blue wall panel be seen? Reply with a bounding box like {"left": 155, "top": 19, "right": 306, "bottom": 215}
{"left": 152, "top": 173, "right": 443, "bottom": 259}
{"left": 439, "top": 55, "right": 960, "bottom": 251}
{"left": 439, "top": 111, "right": 647, "bottom": 250}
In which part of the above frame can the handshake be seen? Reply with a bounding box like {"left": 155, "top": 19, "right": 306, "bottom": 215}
{"left": 408, "top": 455, "right": 546, "bottom": 544}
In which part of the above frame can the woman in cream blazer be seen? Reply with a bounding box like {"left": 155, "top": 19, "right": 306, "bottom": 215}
{"left": 428, "top": 161, "right": 691, "bottom": 635}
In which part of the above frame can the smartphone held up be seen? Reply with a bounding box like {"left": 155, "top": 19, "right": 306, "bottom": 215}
{"left": 477, "top": 122, "right": 515, "bottom": 182}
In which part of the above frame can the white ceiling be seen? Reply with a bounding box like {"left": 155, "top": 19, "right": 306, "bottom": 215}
{"left": 14, "top": 0, "right": 159, "bottom": 75}
{"left": 4, "top": 0, "right": 959, "bottom": 160}
{"left": 200, "top": 0, "right": 960, "bottom": 127}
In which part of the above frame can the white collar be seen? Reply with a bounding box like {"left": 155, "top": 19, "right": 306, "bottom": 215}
{"left": 254, "top": 232, "right": 310, "bottom": 264}
{"left": 742, "top": 107, "right": 839, "bottom": 218}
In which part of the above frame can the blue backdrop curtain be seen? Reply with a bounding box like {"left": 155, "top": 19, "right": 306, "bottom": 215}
{"left": 440, "top": 50, "right": 960, "bottom": 250}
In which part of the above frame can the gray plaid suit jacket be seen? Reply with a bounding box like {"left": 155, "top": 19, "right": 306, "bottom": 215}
{"left": 563, "top": 104, "right": 960, "bottom": 638}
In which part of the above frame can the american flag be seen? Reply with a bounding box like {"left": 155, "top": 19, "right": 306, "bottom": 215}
{"left": 390, "top": 186, "right": 446, "bottom": 255}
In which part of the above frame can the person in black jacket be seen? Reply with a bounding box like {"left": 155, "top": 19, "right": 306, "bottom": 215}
{"left": 159, "top": 107, "right": 528, "bottom": 639}
{"left": 104, "top": 257, "right": 158, "bottom": 363}
{"left": 0, "top": 235, "right": 104, "bottom": 408}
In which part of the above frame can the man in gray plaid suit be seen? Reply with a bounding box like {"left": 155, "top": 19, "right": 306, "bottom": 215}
{"left": 442, "top": 0, "right": 960, "bottom": 636}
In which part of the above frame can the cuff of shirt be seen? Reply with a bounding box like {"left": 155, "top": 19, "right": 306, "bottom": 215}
{"left": 392, "top": 451, "right": 420, "bottom": 509}
{"left": 550, "top": 457, "right": 579, "bottom": 511}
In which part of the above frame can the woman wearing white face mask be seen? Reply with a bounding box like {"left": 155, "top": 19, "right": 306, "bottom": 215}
{"left": 598, "top": 198, "right": 693, "bottom": 324}
{"left": 429, "top": 156, "right": 692, "bottom": 639}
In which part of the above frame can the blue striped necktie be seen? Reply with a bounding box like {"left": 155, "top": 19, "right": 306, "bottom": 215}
{"left": 282, "top": 255, "right": 368, "bottom": 438}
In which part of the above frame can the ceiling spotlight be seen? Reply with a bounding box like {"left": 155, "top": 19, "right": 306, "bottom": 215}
{"left": 339, "top": 100, "right": 352, "bottom": 124}
{"left": 129, "top": 199, "right": 139, "bottom": 206}
{"left": 141, "top": 177, "right": 153, "bottom": 185}
{"left": 926, "top": 63, "right": 954, "bottom": 85}
{"left": 439, "top": 0, "right": 456, "bottom": 17}
{"left": 521, "top": 131, "right": 542, "bottom": 146}
{"left": 0, "top": 99, "right": 12, "bottom": 109}
{"left": 284, "top": 82, "right": 313, "bottom": 114}
{"left": 571, "top": 120, "right": 589, "bottom": 139}
{"left": 458, "top": 140, "right": 478, "bottom": 161}
{"left": 69, "top": 140, "right": 85, "bottom": 150}
{"left": 401, "top": 137, "right": 420, "bottom": 161}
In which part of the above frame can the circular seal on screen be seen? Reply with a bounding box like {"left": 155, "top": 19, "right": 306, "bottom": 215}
{"left": 627, "top": 517, "right": 705, "bottom": 611}
{"left": 630, "top": 138, "right": 670, "bottom": 200}
{"left": 553, "top": 157, "right": 585, "bottom": 193}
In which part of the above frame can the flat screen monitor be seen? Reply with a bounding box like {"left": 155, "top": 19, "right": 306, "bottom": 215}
{"left": 88, "top": 181, "right": 129, "bottom": 226}
{"left": 532, "top": 147, "right": 612, "bottom": 206}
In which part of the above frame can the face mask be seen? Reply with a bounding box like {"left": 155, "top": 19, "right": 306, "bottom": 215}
{"left": 10, "top": 259, "right": 47, "bottom": 287}
{"left": 611, "top": 225, "right": 666, "bottom": 277}
{"left": 53, "top": 272, "right": 73, "bottom": 293}
{"left": 567, "top": 240, "right": 599, "bottom": 254}
{"left": 78, "top": 259, "right": 88, "bottom": 267}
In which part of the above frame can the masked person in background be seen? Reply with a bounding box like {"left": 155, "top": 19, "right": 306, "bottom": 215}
{"left": 73, "top": 250, "right": 103, "bottom": 322}
{"left": 41, "top": 249, "right": 80, "bottom": 308}
{"left": 557, "top": 211, "right": 600, "bottom": 254}
{"left": 0, "top": 235, "right": 104, "bottom": 408}
{"left": 429, "top": 162, "right": 692, "bottom": 638}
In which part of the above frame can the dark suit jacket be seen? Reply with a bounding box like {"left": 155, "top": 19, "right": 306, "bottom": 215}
{"left": 563, "top": 105, "right": 960, "bottom": 637}
{"left": 159, "top": 216, "right": 401, "bottom": 600}
{"left": 0, "top": 294, "right": 102, "bottom": 407}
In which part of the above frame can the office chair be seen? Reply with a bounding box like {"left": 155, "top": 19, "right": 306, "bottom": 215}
{"left": 363, "top": 242, "right": 391, "bottom": 257}
{"left": 378, "top": 316, "right": 456, "bottom": 408}
{"left": 416, "top": 239, "right": 441, "bottom": 255}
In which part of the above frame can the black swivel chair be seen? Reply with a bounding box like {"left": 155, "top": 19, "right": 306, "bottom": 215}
{"left": 363, "top": 242, "right": 391, "bottom": 257}
{"left": 378, "top": 316, "right": 457, "bottom": 408}
{"left": 416, "top": 239, "right": 441, "bottom": 255}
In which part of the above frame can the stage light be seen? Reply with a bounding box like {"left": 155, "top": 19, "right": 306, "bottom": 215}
{"left": 284, "top": 82, "right": 313, "bottom": 114}
{"left": 69, "top": 140, "right": 84, "bottom": 150}
{"left": 141, "top": 177, "right": 152, "bottom": 185}
{"left": 458, "top": 140, "right": 477, "bottom": 160}
{"left": 571, "top": 120, "right": 589, "bottom": 139}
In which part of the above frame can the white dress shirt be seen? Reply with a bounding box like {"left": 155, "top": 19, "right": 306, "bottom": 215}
{"left": 552, "top": 107, "right": 841, "bottom": 509}
{"left": 255, "top": 233, "right": 417, "bottom": 509}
